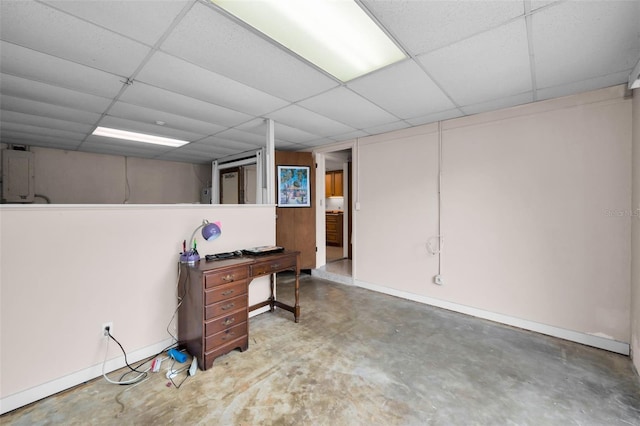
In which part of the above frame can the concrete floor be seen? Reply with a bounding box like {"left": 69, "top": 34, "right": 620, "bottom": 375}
{"left": 3, "top": 274, "right": 640, "bottom": 425}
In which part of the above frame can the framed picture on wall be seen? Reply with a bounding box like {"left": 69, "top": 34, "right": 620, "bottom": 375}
{"left": 277, "top": 165, "right": 311, "bottom": 207}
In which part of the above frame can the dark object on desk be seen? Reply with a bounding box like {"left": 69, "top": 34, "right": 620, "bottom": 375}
{"left": 205, "top": 251, "right": 242, "bottom": 261}
{"left": 242, "top": 245, "right": 284, "bottom": 256}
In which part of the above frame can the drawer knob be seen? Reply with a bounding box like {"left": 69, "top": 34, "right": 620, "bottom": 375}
{"left": 222, "top": 274, "right": 234, "bottom": 282}
{"left": 270, "top": 263, "right": 280, "bottom": 269}
{"left": 221, "top": 303, "right": 235, "bottom": 311}
{"left": 221, "top": 290, "right": 234, "bottom": 296}
{"left": 223, "top": 318, "right": 235, "bottom": 326}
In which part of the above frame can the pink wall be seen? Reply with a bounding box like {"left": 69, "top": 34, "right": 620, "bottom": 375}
{"left": 355, "top": 85, "right": 632, "bottom": 348}
{"left": 0, "top": 204, "right": 275, "bottom": 413}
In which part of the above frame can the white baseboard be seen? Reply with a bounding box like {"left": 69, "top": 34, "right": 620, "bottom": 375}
{"left": 0, "top": 338, "right": 174, "bottom": 415}
{"left": 353, "top": 279, "right": 630, "bottom": 356}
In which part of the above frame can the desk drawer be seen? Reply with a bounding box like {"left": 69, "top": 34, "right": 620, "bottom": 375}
{"left": 203, "top": 335, "right": 248, "bottom": 370}
{"left": 205, "top": 309, "right": 247, "bottom": 337}
{"left": 205, "top": 294, "right": 247, "bottom": 320}
{"left": 205, "top": 268, "right": 249, "bottom": 288}
{"left": 251, "top": 256, "right": 297, "bottom": 276}
{"left": 204, "top": 280, "right": 247, "bottom": 305}
{"left": 204, "top": 322, "right": 248, "bottom": 352}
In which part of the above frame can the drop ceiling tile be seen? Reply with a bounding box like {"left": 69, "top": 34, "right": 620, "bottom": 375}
{"left": 329, "top": 129, "right": 369, "bottom": 142}
{"left": 136, "top": 51, "right": 288, "bottom": 116}
{"left": 460, "top": 92, "right": 533, "bottom": 115}
{"left": 233, "top": 118, "right": 321, "bottom": 144}
{"left": 1, "top": 95, "right": 102, "bottom": 125}
{"left": 531, "top": 1, "right": 560, "bottom": 11}
{"left": 0, "top": 73, "right": 112, "bottom": 113}
{"left": 265, "top": 105, "right": 355, "bottom": 138}
{"left": 41, "top": 0, "right": 191, "bottom": 46}
{"left": 108, "top": 101, "right": 226, "bottom": 136}
{"left": 532, "top": 1, "right": 640, "bottom": 89}
{"left": 202, "top": 136, "right": 264, "bottom": 152}
{"left": 362, "top": 0, "right": 524, "bottom": 55}
{"left": 213, "top": 128, "right": 265, "bottom": 147}
{"left": 1, "top": 110, "right": 93, "bottom": 134}
{"left": 418, "top": 19, "right": 532, "bottom": 106}
{"left": 0, "top": 121, "right": 86, "bottom": 141}
{"left": 0, "top": 41, "right": 124, "bottom": 98}
{"left": 118, "top": 82, "right": 253, "bottom": 128}
{"left": 405, "top": 108, "right": 464, "bottom": 126}
{"left": 298, "top": 87, "right": 399, "bottom": 129}
{"left": 0, "top": 1, "right": 150, "bottom": 76}
{"left": 347, "top": 59, "right": 456, "bottom": 119}
{"left": 361, "top": 121, "right": 412, "bottom": 137}
{"left": 536, "top": 71, "right": 630, "bottom": 102}
{"left": 160, "top": 2, "right": 339, "bottom": 102}
{"left": 176, "top": 141, "right": 234, "bottom": 157}
{"left": 97, "top": 116, "right": 205, "bottom": 142}
{"left": 185, "top": 137, "right": 250, "bottom": 158}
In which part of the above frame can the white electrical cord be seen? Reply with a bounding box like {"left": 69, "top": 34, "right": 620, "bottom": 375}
{"left": 102, "top": 334, "right": 149, "bottom": 385}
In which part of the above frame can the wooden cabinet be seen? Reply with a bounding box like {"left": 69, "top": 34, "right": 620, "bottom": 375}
{"left": 325, "top": 171, "right": 343, "bottom": 197}
{"left": 326, "top": 212, "right": 343, "bottom": 246}
{"left": 179, "top": 259, "right": 250, "bottom": 371}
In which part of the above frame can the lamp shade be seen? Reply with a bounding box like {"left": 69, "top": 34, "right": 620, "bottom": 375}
{"left": 202, "top": 222, "right": 221, "bottom": 241}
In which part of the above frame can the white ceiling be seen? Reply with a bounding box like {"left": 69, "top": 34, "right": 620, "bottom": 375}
{"left": 1, "top": 0, "right": 638, "bottom": 164}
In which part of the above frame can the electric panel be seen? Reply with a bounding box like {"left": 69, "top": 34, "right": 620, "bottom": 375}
{"left": 2, "top": 149, "right": 35, "bottom": 203}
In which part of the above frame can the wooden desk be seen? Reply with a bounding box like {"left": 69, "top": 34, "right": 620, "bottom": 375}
{"left": 178, "top": 250, "right": 300, "bottom": 370}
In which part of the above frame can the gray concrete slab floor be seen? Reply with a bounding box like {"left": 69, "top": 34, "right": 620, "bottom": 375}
{"left": 2, "top": 274, "right": 639, "bottom": 425}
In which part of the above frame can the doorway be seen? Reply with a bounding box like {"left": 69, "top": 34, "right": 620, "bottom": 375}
{"left": 320, "top": 148, "right": 353, "bottom": 280}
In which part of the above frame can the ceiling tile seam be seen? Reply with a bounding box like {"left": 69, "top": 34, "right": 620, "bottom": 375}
{"left": 0, "top": 41, "right": 132, "bottom": 93}
{"left": 32, "top": 0, "right": 199, "bottom": 50}
{"left": 535, "top": 70, "right": 632, "bottom": 92}
{"left": 76, "top": 1, "right": 198, "bottom": 150}
{"left": 0, "top": 98, "right": 102, "bottom": 127}
{"left": 199, "top": 0, "right": 344, "bottom": 86}
{"left": 128, "top": 78, "right": 279, "bottom": 123}
{"left": 289, "top": 100, "right": 392, "bottom": 134}
{"left": 524, "top": 1, "right": 538, "bottom": 102}
{"left": 0, "top": 119, "right": 88, "bottom": 138}
{"left": 412, "top": 7, "right": 545, "bottom": 59}
{"left": 111, "top": 95, "right": 256, "bottom": 133}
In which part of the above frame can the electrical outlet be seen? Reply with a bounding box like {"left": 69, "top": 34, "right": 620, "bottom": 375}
{"left": 434, "top": 275, "right": 444, "bottom": 286}
{"left": 102, "top": 322, "right": 113, "bottom": 337}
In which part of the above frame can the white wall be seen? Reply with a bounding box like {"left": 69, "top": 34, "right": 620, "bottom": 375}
{"left": 0, "top": 204, "right": 275, "bottom": 413}
{"left": 0, "top": 145, "right": 211, "bottom": 204}
{"left": 355, "top": 85, "right": 632, "bottom": 351}
{"left": 632, "top": 88, "right": 640, "bottom": 372}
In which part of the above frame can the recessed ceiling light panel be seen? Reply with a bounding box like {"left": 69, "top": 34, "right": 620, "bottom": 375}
{"left": 211, "top": 0, "right": 406, "bottom": 82}
{"left": 92, "top": 127, "right": 189, "bottom": 147}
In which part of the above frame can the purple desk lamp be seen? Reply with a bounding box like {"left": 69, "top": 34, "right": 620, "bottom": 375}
{"left": 180, "top": 220, "right": 221, "bottom": 263}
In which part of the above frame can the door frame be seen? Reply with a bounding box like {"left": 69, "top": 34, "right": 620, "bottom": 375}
{"left": 313, "top": 140, "right": 358, "bottom": 275}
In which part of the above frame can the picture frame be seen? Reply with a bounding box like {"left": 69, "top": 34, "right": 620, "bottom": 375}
{"left": 277, "top": 165, "right": 311, "bottom": 207}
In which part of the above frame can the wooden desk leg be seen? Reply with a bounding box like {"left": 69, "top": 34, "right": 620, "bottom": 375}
{"left": 269, "top": 273, "right": 275, "bottom": 312}
{"left": 294, "top": 253, "right": 300, "bottom": 323}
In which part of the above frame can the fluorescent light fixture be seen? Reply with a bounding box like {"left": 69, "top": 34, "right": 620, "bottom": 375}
{"left": 211, "top": 0, "right": 406, "bottom": 82}
{"left": 92, "top": 126, "right": 189, "bottom": 147}
{"left": 629, "top": 58, "right": 640, "bottom": 90}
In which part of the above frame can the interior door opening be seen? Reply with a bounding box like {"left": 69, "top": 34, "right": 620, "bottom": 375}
{"left": 321, "top": 148, "right": 352, "bottom": 278}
